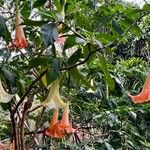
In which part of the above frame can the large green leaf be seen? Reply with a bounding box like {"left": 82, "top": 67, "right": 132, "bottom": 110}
{"left": 69, "top": 68, "right": 95, "bottom": 90}
{"left": 99, "top": 54, "right": 115, "bottom": 91}
{"left": 1, "top": 67, "right": 17, "bottom": 93}
{"left": 0, "top": 16, "right": 11, "bottom": 43}
{"left": 143, "top": 4, "right": 150, "bottom": 12}
{"left": 23, "top": 19, "right": 49, "bottom": 26}
{"left": 41, "top": 23, "right": 58, "bottom": 48}
{"left": 21, "top": 1, "right": 31, "bottom": 19}
{"left": 47, "top": 59, "right": 60, "bottom": 85}
{"left": 64, "top": 35, "right": 76, "bottom": 49}
{"left": 112, "top": 19, "right": 124, "bottom": 36}
{"left": 29, "top": 56, "right": 49, "bottom": 69}
{"left": 33, "top": 0, "right": 47, "bottom": 8}
{"left": 67, "top": 49, "right": 82, "bottom": 65}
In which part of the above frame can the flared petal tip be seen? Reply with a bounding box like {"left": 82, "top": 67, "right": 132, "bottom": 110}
{"left": 65, "top": 125, "right": 76, "bottom": 133}
{"left": 0, "top": 94, "right": 14, "bottom": 103}
{"left": 44, "top": 125, "right": 64, "bottom": 138}
{"left": 8, "top": 40, "right": 28, "bottom": 49}
{"left": 127, "top": 92, "right": 150, "bottom": 104}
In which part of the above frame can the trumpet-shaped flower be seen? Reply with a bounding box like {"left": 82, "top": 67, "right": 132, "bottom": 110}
{"left": 128, "top": 73, "right": 150, "bottom": 103}
{"left": 9, "top": 140, "right": 15, "bottom": 150}
{"left": 58, "top": 104, "right": 76, "bottom": 134}
{"left": 0, "top": 142, "right": 6, "bottom": 150}
{"left": 10, "top": 13, "right": 28, "bottom": 49}
{"left": 44, "top": 109, "right": 64, "bottom": 138}
{"left": 42, "top": 79, "right": 66, "bottom": 109}
{"left": 0, "top": 80, "right": 14, "bottom": 103}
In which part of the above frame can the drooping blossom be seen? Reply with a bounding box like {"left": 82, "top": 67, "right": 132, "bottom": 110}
{"left": 44, "top": 109, "right": 64, "bottom": 138}
{"left": 0, "top": 142, "right": 6, "bottom": 150}
{"left": 44, "top": 105, "right": 76, "bottom": 139}
{"left": 42, "top": 79, "right": 66, "bottom": 109}
{"left": 0, "top": 80, "right": 14, "bottom": 103}
{"left": 9, "top": 140, "right": 15, "bottom": 150}
{"left": 9, "top": 13, "right": 28, "bottom": 49}
{"left": 58, "top": 104, "right": 76, "bottom": 134}
{"left": 128, "top": 73, "right": 150, "bottom": 103}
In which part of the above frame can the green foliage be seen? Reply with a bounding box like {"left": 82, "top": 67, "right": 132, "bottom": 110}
{"left": 0, "top": 0, "right": 150, "bottom": 149}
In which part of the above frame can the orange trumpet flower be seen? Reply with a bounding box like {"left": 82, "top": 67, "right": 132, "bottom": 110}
{"left": 0, "top": 142, "right": 6, "bottom": 150}
{"left": 10, "top": 13, "right": 28, "bottom": 49}
{"left": 128, "top": 73, "right": 150, "bottom": 103}
{"left": 44, "top": 109, "right": 64, "bottom": 138}
{"left": 58, "top": 105, "right": 76, "bottom": 134}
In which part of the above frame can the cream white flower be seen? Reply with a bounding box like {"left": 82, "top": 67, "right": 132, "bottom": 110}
{"left": 42, "top": 79, "right": 66, "bottom": 109}
{"left": 0, "top": 80, "right": 14, "bottom": 103}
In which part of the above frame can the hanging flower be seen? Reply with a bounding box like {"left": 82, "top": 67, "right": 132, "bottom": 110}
{"left": 9, "top": 140, "right": 15, "bottom": 150}
{"left": 42, "top": 79, "right": 66, "bottom": 109}
{"left": 58, "top": 104, "right": 76, "bottom": 134}
{"left": 0, "top": 80, "right": 14, "bottom": 103}
{"left": 0, "top": 142, "right": 6, "bottom": 150}
{"left": 128, "top": 73, "right": 150, "bottom": 103}
{"left": 44, "top": 109, "right": 64, "bottom": 138}
{"left": 9, "top": 13, "right": 28, "bottom": 49}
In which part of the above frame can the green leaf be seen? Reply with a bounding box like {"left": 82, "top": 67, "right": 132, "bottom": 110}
{"left": 23, "top": 19, "right": 49, "bottom": 26}
{"left": 47, "top": 59, "right": 60, "bottom": 84}
{"left": 67, "top": 49, "right": 82, "bottom": 65}
{"left": 33, "top": 0, "right": 47, "bottom": 8}
{"left": 29, "top": 56, "right": 49, "bottom": 69}
{"left": 99, "top": 15, "right": 114, "bottom": 24}
{"left": 0, "top": 16, "right": 11, "bottom": 43}
{"left": 1, "top": 68, "right": 16, "bottom": 85}
{"left": 0, "top": 16, "right": 5, "bottom": 37}
{"left": 112, "top": 19, "right": 124, "bottom": 35}
{"left": 69, "top": 68, "right": 95, "bottom": 90}
{"left": 41, "top": 23, "right": 58, "bottom": 48}
{"left": 143, "top": 4, "right": 150, "bottom": 12}
{"left": 130, "top": 25, "right": 141, "bottom": 37}
{"left": 1, "top": 67, "right": 17, "bottom": 93}
{"left": 64, "top": 35, "right": 76, "bottom": 49}
{"left": 21, "top": 1, "right": 31, "bottom": 19}
{"left": 99, "top": 54, "right": 115, "bottom": 91}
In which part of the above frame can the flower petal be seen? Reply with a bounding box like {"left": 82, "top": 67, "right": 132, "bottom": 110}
{"left": 44, "top": 109, "right": 64, "bottom": 138}
{"left": 42, "top": 79, "right": 66, "bottom": 109}
{"left": 9, "top": 13, "right": 28, "bottom": 49}
{"left": 0, "top": 80, "right": 14, "bottom": 103}
{"left": 128, "top": 73, "right": 150, "bottom": 103}
{"left": 58, "top": 104, "right": 76, "bottom": 134}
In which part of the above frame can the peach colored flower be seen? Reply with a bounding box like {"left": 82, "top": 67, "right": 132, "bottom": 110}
{"left": 44, "top": 109, "right": 64, "bottom": 138}
{"left": 58, "top": 105, "right": 76, "bottom": 134}
{"left": 0, "top": 142, "right": 6, "bottom": 150}
{"left": 10, "top": 13, "right": 28, "bottom": 49}
{"left": 44, "top": 105, "right": 76, "bottom": 139}
{"left": 128, "top": 73, "right": 150, "bottom": 103}
{"left": 9, "top": 140, "right": 15, "bottom": 150}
